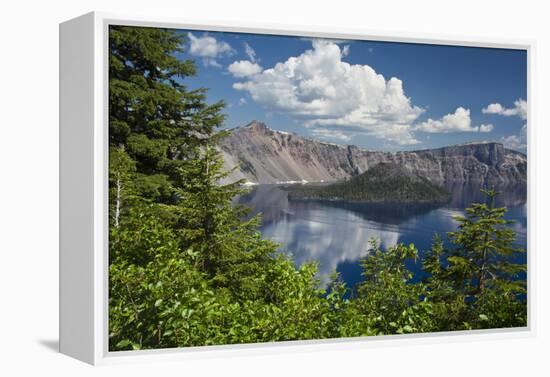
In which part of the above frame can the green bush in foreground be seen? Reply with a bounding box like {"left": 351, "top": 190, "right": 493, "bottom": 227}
{"left": 108, "top": 26, "right": 526, "bottom": 351}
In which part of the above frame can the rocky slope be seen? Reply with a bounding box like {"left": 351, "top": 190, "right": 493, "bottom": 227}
{"left": 219, "top": 121, "right": 527, "bottom": 185}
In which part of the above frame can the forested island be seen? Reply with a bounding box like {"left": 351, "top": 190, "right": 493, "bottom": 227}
{"left": 286, "top": 162, "right": 451, "bottom": 203}
{"left": 108, "top": 26, "right": 527, "bottom": 351}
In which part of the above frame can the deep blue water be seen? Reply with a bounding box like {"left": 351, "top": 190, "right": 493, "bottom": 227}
{"left": 237, "top": 182, "right": 527, "bottom": 290}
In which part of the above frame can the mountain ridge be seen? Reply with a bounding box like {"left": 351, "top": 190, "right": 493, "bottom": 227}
{"left": 219, "top": 121, "right": 527, "bottom": 185}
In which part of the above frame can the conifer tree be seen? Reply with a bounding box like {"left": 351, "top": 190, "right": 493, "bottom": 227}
{"left": 109, "top": 25, "right": 225, "bottom": 205}
{"left": 173, "top": 139, "right": 279, "bottom": 300}
{"left": 447, "top": 189, "right": 526, "bottom": 296}
{"left": 424, "top": 189, "right": 527, "bottom": 329}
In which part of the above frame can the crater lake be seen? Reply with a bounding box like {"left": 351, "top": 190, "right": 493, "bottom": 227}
{"left": 237, "top": 182, "right": 527, "bottom": 290}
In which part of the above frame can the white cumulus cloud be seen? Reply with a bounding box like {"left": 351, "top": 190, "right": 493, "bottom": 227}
{"left": 479, "top": 124, "right": 494, "bottom": 133}
{"left": 232, "top": 40, "right": 424, "bottom": 145}
{"left": 415, "top": 107, "right": 493, "bottom": 134}
{"left": 228, "top": 60, "right": 263, "bottom": 78}
{"left": 501, "top": 124, "right": 527, "bottom": 151}
{"left": 187, "top": 32, "right": 234, "bottom": 67}
{"left": 311, "top": 128, "right": 352, "bottom": 142}
{"left": 482, "top": 99, "right": 527, "bottom": 120}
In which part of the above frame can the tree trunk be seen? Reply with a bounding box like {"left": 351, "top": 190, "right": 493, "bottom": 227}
{"left": 115, "top": 174, "right": 121, "bottom": 228}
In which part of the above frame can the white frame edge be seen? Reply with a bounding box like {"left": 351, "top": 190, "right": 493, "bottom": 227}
{"left": 59, "top": 12, "right": 96, "bottom": 364}
{"left": 59, "top": 11, "right": 536, "bottom": 365}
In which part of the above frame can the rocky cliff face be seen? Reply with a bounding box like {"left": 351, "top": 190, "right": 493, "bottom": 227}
{"left": 219, "top": 121, "right": 527, "bottom": 185}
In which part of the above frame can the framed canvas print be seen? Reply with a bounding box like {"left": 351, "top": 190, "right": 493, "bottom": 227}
{"left": 60, "top": 12, "right": 532, "bottom": 365}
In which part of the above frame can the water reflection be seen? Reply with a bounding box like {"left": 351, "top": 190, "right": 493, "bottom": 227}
{"left": 237, "top": 183, "right": 527, "bottom": 288}
{"left": 443, "top": 181, "right": 527, "bottom": 209}
{"left": 260, "top": 203, "right": 401, "bottom": 282}
{"left": 303, "top": 200, "right": 445, "bottom": 225}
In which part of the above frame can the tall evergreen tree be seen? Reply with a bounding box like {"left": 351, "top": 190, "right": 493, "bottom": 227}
{"left": 109, "top": 25, "right": 225, "bottom": 207}
{"left": 446, "top": 189, "right": 526, "bottom": 296}
{"left": 107, "top": 26, "right": 238, "bottom": 349}
{"left": 424, "top": 189, "right": 527, "bottom": 329}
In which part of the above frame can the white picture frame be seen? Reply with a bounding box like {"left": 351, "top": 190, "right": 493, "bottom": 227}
{"left": 59, "top": 11, "right": 535, "bottom": 365}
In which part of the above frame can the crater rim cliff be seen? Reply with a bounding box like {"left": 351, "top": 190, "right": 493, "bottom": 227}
{"left": 219, "top": 120, "right": 527, "bottom": 186}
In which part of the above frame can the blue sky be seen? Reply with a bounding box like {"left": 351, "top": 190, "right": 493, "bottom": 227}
{"left": 175, "top": 29, "right": 527, "bottom": 152}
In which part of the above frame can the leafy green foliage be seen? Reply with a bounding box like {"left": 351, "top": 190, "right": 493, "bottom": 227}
{"left": 108, "top": 26, "right": 527, "bottom": 351}
{"left": 353, "top": 242, "right": 435, "bottom": 335}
